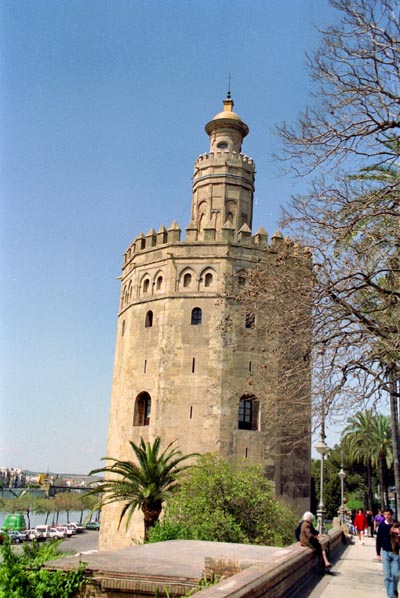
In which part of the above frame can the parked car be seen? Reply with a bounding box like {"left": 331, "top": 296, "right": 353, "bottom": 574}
{"left": 35, "top": 525, "right": 51, "bottom": 540}
{"left": 0, "top": 530, "right": 4, "bottom": 544}
{"left": 55, "top": 525, "right": 72, "bottom": 537}
{"left": 69, "top": 522, "right": 85, "bottom": 533}
{"left": 25, "top": 529, "right": 40, "bottom": 541}
{"left": 48, "top": 527, "right": 65, "bottom": 539}
{"left": 7, "top": 530, "right": 25, "bottom": 544}
{"left": 85, "top": 521, "right": 100, "bottom": 530}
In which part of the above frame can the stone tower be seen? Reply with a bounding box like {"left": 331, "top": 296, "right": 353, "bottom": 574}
{"left": 100, "top": 95, "right": 311, "bottom": 550}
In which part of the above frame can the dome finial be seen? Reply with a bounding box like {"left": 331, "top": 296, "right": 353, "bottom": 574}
{"left": 227, "top": 73, "right": 232, "bottom": 99}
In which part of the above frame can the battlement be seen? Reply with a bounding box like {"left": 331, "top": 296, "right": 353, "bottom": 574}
{"left": 122, "top": 222, "right": 310, "bottom": 267}
{"left": 194, "top": 151, "right": 255, "bottom": 171}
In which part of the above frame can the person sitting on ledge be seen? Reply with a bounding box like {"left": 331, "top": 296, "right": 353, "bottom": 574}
{"left": 298, "top": 511, "right": 332, "bottom": 573}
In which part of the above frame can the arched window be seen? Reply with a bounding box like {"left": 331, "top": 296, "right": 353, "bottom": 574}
{"left": 238, "top": 396, "right": 259, "bottom": 431}
{"left": 156, "top": 275, "right": 163, "bottom": 290}
{"left": 145, "top": 310, "right": 153, "bottom": 328}
{"left": 133, "top": 392, "right": 151, "bottom": 426}
{"left": 245, "top": 312, "right": 255, "bottom": 329}
{"left": 183, "top": 273, "right": 192, "bottom": 288}
{"left": 204, "top": 272, "right": 213, "bottom": 287}
{"left": 143, "top": 279, "right": 150, "bottom": 293}
{"left": 191, "top": 307, "right": 202, "bottom": 325}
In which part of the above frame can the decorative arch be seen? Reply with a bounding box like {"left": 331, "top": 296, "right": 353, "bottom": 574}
{"left": 199, "top": 267, "right": 216, "bottom": 290}
{"left": 197, "top": 201, "right": 208, "bottom": 232}
{"left": 140, "top": 273, "right": 151, "bottom": 295}
{"left": 179, "top": 267, "right": 195, "bottom": 290}
{"left": 238, "top": 395, "right": 259, "bottom": 431}
{"left": 154, "top": 270, "right": 164, "bottom": 292}
{"left": 133, "top": 392, "right": 151, "bottom": 426}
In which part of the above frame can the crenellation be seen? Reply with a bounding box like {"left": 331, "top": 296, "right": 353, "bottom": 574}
{"left": 237, "top": 222, "right": 252, "bottom": 245}
{"left": 156, "top": 225, "right": 168, "bottom": 245}
{"left": 167, "top": 220, "right": 181, "bottom": 243}
{"left": 135, "top": 232, "right": 146, "bottom": 251}
{"left": 270, "top": 230, "right": 284, "bottom": 252}
{"left": 194, "top": 152, "right": 255, "bottom": 170}
{"left": 145, "top": 228, "right": 156, "bottom": 248}
{"left": 122, "top": 224, "right": 303, "bottom": 263}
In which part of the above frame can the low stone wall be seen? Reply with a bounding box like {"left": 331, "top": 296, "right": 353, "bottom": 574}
{"left": 198, "top": 528, "right": 345, "bottom": 598}
{"left": 48, "top": 529, "right": 346, "bottom": 598}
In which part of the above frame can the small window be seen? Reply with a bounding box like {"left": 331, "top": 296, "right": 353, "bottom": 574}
{"left": 217, "top": 142, "right": 228, "bottom": 149}
{"left": 191, "top": 307, "right": 202, "bottom": 325}
{"left": 238, "top": 396, "right": 259, "bottom": 431}
{"left": 133, "top": 392, "right": 151, "bottom": 426}
{"left": 183, "top": 273, "right": 192, "bottom": 288}
{"left": 204, "top": 272, "right": 213, "bottom": 287}
{"left": 245, "top": 312, "right": 255, "bottom": 329}
{"left": 121, "top": 320, "right": 126, "bottom": 336}
{"left": 145, "top": 310, "right": 153, "bottom": 328}
{"left": 143, "top": 279, "right": 150, "bottom": 293}
{"left": 156, "top": 275, "right": 163, "bottom": 290}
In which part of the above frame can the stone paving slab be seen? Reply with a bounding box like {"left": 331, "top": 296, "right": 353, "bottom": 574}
{"left": 297, "top": 536, "right": 386, "bottom": 598}
{"left": 48, "top": 539, "right": 287, "bottom": 580}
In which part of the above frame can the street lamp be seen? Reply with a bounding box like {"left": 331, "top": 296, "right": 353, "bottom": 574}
{"left": 315, "top": 433, "right": 329, "bottom": 535}
{"left": 338, "top": 464, "right": 346, "bottom": 524}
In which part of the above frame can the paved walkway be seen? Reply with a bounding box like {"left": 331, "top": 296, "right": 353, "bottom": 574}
{"left": 298, "top": 535, "right": 387, "bottom": 597}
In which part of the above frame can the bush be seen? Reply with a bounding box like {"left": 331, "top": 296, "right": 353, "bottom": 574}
{"left": 0, "top": 537, "right": 86, "bottom": 598}
{"left": 148, "top": 454, "right": 297, "bottom": 547}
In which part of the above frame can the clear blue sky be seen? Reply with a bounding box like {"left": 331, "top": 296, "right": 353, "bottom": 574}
{"left": 0, "top": 0, "right": 340, "bottom": 474}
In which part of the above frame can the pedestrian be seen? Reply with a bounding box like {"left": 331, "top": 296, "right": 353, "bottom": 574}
{"left": 376, "top": 508, "right": 400, "bottom": 598}
{"left": 298, "top": 511, "right": 332, "bottom": 573}
{"left": 375, "top": 509, "right": 385, "bottom": 534}
{"left": 354, "top": 508, "right": 368, "bottom": 545}
{"left": 366, "top": 510, "right": 374, "bottom": 537}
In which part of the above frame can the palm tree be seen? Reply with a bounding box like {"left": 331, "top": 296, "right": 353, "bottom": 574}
{"left": 89, "top": 437, "right": 197, "bottom": 540}
{"left": 342, "top": 411, "right": 376, "bottom": 510}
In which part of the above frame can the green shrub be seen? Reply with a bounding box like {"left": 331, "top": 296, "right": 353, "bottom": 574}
{"left": 148, "top": 454, "right": 297, "bottom": 547}
{"left": 0, "top": 537, "right": 86, "bottom": 598}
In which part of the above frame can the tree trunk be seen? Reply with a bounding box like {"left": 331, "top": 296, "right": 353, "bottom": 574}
{"left": 389, "top": 368, "right": 400, "bottom": 519}
{"left": 141, "top": 502, "right": 162, "bottom": 541}
{"left": 379, "top": 454, "right": 385, "bottom": 510}
{"left": 366, "top": 460, "right": 373, "bottom": 512}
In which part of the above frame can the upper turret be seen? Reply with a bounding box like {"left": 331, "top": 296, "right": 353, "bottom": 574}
{"left": 190, "top": 94, "right": 255, "bottom": 239}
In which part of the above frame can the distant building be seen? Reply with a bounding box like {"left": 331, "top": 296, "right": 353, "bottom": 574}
{"left": 0, "top": 467, "right": 26, "bottom": 488}
{"left": 101, "top": 95, "right": 312, "bottom": 550}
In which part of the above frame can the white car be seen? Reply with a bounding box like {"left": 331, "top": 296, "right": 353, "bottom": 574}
{"left": 35, "top": 525, "right": 51, "bottom": 540}
{"left": 25, "top": 529, "right": 40, "bottom": 541}
{"left": 55, "top": 526, "right": 72, "bottom": 537}
{"left": 48, "top": 527, "right": 65, "bottom": 539}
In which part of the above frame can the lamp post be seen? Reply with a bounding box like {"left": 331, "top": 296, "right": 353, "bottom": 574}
{"left": 338, "top": 461, "right": 346, "bottom": 524}
{"left": 315, "top": 432, "right": 329, "bottom": 535}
